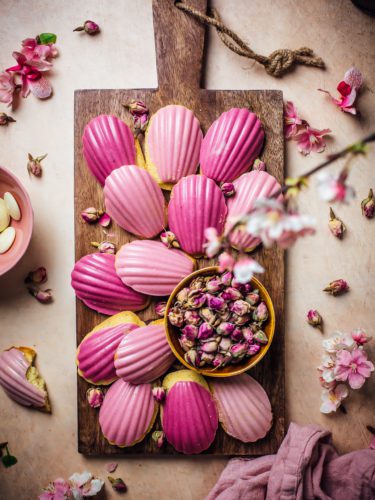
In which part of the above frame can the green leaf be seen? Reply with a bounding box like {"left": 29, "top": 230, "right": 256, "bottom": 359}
{"left": 38, "top": 33, "right": 57, "bottom": 45}
{"left": 348, "top": 141, "right": 368, "bottom": 155}
{"left": 2, "top": 454, "right": 17, "bottom": 468}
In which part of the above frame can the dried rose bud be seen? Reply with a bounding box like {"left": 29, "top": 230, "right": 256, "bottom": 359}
{"left": 232, "top": 313, "right": 251, "bottom": 325}
{"left": 184, "top": 349, "right": 200, "bottom": 367}
{"left": 219, "top": 337, "right": 232, "bottom": 352}
{"left": 201, "top": 341, "right": 218, "bottom": 353}
{"left": 28, "top": 287, "right": 53, "bottom": 304}
{"left": 81, "top": 207, "right": 102, "bottom": 223}
{"left": 108, "top": 476, "right": 127, "bottom": 493}
{"left": 231, "top": 327, "right": 243, "bottom": 342}
{"left": 184, "top": 310, "right": 200, "bottom": 325}
{"left": 206, "top": 294, "right": 226, "bottom": 311}
{"left": 91, "top": 241, "right": 116, "bottom": 254}
{"left": 182, "top": 324, "right": 198, "bottom": 341}
{"left": 74, "top": 20, "right": 100, "bottom": 35}
{"left": 86, "top": 387, "right": 104, "bottom": 408}
{"left": 176, "top": 287, "right": 189, "bottom": 303}
{"left": 323, "top": 279, "right": 349, "bottom": 296}
{"left": 253, "top": 330, "right": 268, "bottom": 344}
{"left": 160, "top": 230, "right": 180, "bottom": 249}
{"left": 307, "top": 309, "right": 323, "bottom": 330}
{"left": 220, "top": 182, "right": 235, "bottom": 198}
{"left": 218, "top": 309, "right": 231, "bottom": 322}
{"left": 206, "top": 278, "right": 222, "bottom": 293}
{"left": 221, "top": 287, "right": 243, "bottom": 301}
{"left": 242, "top": 326, "right": 254, "bottom": 342}
{"left": 154, "top": 301, "right": 166, "bottom": 317}
{"left": 253, "top": 159, "right": 266, "bottom": 171}
{"left": 168, "top": 307, "right": 184, "bottom": 327}
{"left": 187, "top": 290, "right": 206, "bottom": 309}
{"left": 0, "top": 112, "right": 16, "bottom": 126}
{"left": 152, "top": 430, "right": 165, "bottom": 448}
{"left": 245, "top": 291, "right": 260, "bottom": 306}
{"left": 27, "top": 153, "right": 47, "bottom": 177}
{"left": 351, "top": 328, "right": 372, "bottom": 345}
{"left": 216, "top": 322, "right": 235, "bottom": 336}
{"left": 200, "top": 352, "right": 215, "bottom": 364}
{"left": 230, "top": 300, "right": 250, "bottom": 316}
{"left": 361, "top": 189, "right": 375, "bottom": 219}
{"left": 179, "top": 335, "right": 195, "bottom": 352}
{"left": 232, "top": 280, "right": 252, "bottom": 293}
{"left": 328, "top": 207, "right": 346, "bottom": 239}
{"left": 199, "top": 307, "right": 218, "bottom": 325}
{"left": 230, "top": 343, "right": 247, "bottom": 358}
{"left": 212, "top": 353, "right": 225, "bottom": 367}
{"left": 220, "top": 271, "right": 233, "bottom": 287}
{"left": 190, "top": 277, "right": 206, "bottom": 291}
{"left": 197, "top": 322, "right": 214, "bottom": 340}
{"left": 152, "top": 386, "right": 166, "bottom": 403}
{"left": 98, "top": 212, "right": 111, "bottom": 227}
{"left": 247, "top": 343, "right": 261, "bottom": 355}
{"left": 24, "top": 266, "right": 47, "bottom": 284}
{"left": 125, "top": 100, "right": 149, "bottom": 116}
{"left": 253, "top": 302, "right": 268, "bottom": 322}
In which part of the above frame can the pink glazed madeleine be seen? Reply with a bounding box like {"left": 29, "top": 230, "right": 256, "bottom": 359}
{"left": 200, "top": 108, "right": 264, "bottom": 183}
{"left": 145, "top": 104, "right": 203, "bottom": 188}
{"left": 168, "top": 174, "right": 227, "bottom": 256}
{"left": 71, "top": 253, "right": 149, "bottom": 315}
{"left": 226, "top": 170, "right": 283, "bottom": 252}
{"left": 99, "top": 379, "right": 158, "bottom": 447}
{"left": 115, "top": 240, "right": 195, "bottom": 296}
{"left": 104, "top": 165, "right": 166, "bottom": 238}
{"left": 83, "top": 114, "right": 138, "bottom": 186}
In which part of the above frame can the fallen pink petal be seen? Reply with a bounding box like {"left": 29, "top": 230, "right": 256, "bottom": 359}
{"left": 284, "top": 100, "right": 303, "bottom": 139}
{"left": 98, "top": 212, "right": 111, "bottom": 227}
{"left": 105, "top": 462, "right": 118, "bottom": 473}
{"left": 293, "top": 126, "right": 331, "bottom": 155}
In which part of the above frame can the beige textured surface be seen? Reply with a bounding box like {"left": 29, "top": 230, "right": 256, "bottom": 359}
{"left": 0, "top": 0, "right": 374, "bottom": 498}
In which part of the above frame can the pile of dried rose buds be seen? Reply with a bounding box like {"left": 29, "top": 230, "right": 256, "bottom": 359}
{"left": 168, "top": 271, "right": 269, "bottom": 369}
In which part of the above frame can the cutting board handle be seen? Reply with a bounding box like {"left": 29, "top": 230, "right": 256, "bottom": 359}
{"left": 153, "top": 0, "right": 208, "bottom": 92}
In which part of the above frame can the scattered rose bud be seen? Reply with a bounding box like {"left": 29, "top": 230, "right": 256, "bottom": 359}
{"left": 230, "top": 300, "right": 250, "bottom": 316}
{"left": 152, "top": 386, "right": 166, "bottom": 403}
{"left": 0, "top": 112, "right": 16, "bottom": 126}
{"left": 105, "top": 462, "right": 118, "bottom": 473}
{"left": 184, "top": 310, "right": 200, "bottom": 325}
{"left": 108, "top": 476, "right": 127, "bottom": 493}
{"left": 206, "top": 294, "right": 225, "bottom": 311}
{"left": 160, "top": 230, "right": 180, "bottom": 248}
{"left": 155, "top": 301, "right": 167, "bottom": 317}
{"left": 253, "top": 330, "right": 268, "bottom": 344}
{"left": 217, "top": 322, "right": 235, "bottom": 336}
{"left": 253, "top": 158, "right": 266, "bottom": 171}
{"left": 91, "top": 241, "right": 116, "bottom": 254}
{"left": 81, "top": 207, "right": 103, "bottom": 223}
{"left": 152, "top": 430, "right": 165, "bottom": 449}
{"left": 323, "top": 279, "right": 349, "bottom": 296}
{"left": 86, "top": 387, "right": 104, "bottom": 408}
{"left": 74, "top": 20, "right": 100, "bottom": 35}
{"left": 351, "top": 328, "right": 371, "bottom": 345}
{"left": 98, "top": 212, "right": 111, "bottom": 227}
{"left": 197, "top": 322, "right": 214, "bottom": 340}
{"left": 182, "top": 324, "right": 198, "bottom": 341}
{"left": 124, "top": 100, "right": 150, "bottom": 134}
{"left": 28, "top": 287, "right": 53, "bottom": 304}
{"left": 24, "top": 266, "right": 47, "bottom": 284}
{"left": 328, "top": 207, "right": 346, "bottom": 239}
{"left": 253, "top": 302, "right": 268, "bottom": 322}
{"left": 27, "top": 153, "right": 47, "bottom": 177}
{"left": 247, "top": 343, "right": 261, "bottom": 355}
{"left": 361, "top": 189, "right": 375, "bottom": 219}
{"left": 231, "top": 327, "right": 243, "bottom": 342}
{"left": 307, "top": 309, "right": 323, "bottom": 330}
{"left": 220, "top": 182, "right": 235, "bottom": 198}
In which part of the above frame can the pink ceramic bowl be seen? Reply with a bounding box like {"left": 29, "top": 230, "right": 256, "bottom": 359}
{"left": 0, "top": 167, "right": 33, "bottom": 276}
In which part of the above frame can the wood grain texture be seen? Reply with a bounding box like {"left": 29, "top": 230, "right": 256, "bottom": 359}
{"left": 74, "top": 0, "right": 285, "bottom": 456}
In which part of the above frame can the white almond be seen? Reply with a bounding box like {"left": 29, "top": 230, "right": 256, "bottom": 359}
{"left": 4, "top": 192, "right": 21, "bottom": 221}
{"left": 0, "top": 226, "right": 16, "bottom": 254}
{"left": 0, "top": 198, "right": 10, "bottom": 232}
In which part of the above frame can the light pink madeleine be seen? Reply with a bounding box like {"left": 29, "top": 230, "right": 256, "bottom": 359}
{"left": 146, "top": 105, "right": 203, "bottom": 184}
{"left": 226, "top": 171, "right": 283, "bottom": 252}
{"left": 99, "top": 379, "right": 158, "bottom": 447}
{"left": 200, "top": 108, "right": 264, "bottom": 182}
{"left": 162, "top": 375, "right": 218, "bottom": 454}
{"left": 104, "top": 165, "right": 166, "bottom": 238}
{"left": 115, "top": 323, "right": 174, "bottom": 384}
{"left": 115, "top": 240, "right": 195, "bottom": 296}
{"left": 168, "top": 175, "right": 227, "bottom": 256}
{"left": 77, "top": 323, "right": 139, "bottom": 385}
{"left": 209, "top": 373, "right": 273, "bottom": 443}
{"left": 83, "top": 114, "right": 136, "bottom": 186}
{"left": 0, "top": 347, "right": 49, "bottom": 410}
{"left": 71, "top": 253, "right": 148, "bottom": 315}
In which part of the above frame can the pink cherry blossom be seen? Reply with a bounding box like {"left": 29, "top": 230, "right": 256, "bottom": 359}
{"left": 320, "top": 384, "right": 348, "bottom": 414}
{"left": 293, "top": 126, "right": 331, "bottom": 155}
{"left": 318, "top": 67, "right": 363, "bottom": 115}
{"left": 351, "top": 328, "right": 372, "bottom": 346}
{"left": 284, "top": 101, "right": 303, "bottom": 139}
{"left": 0, "top": 71, "right": 16, "bottom": 106}
{"left": 316, "top": 170, "right": 355, "bottom": 203}
{"left": 7, "top": 51, "right": 52, "bottom": 99}
{"left": 318, "top": 353, "right": 337, "bottom": 384}
{"left": 21, "top": 38, "right": 57, "bottom": 69}
{"left": 204, "top": 227, "right": 222, "bottom": 258}
{"left": 334, "top": 348, "right": 374, "bottom": 389}
{"left": 38, "top": 478, "right": 71, "bottom": 500}
{"left": 233, "top": 257, "right": 264, "bottom": 284}
{"left": 218, "top": 251, "right": 235, "bottom": 272}
{"left": 322, "top": 331, "right": 355, "bottom": 354}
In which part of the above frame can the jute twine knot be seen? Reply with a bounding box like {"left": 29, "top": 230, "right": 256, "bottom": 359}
{"left": 175, "top": 1, "right": 325, "bottom": 78}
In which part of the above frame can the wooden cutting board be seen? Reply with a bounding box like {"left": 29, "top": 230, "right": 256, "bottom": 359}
{"left": 74, "top": 0, "right": 285, "bottom": 456}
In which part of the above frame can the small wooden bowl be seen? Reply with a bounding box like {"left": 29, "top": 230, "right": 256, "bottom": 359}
{"left": 165, "top": 266, "right": 275, "bottom": 378}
